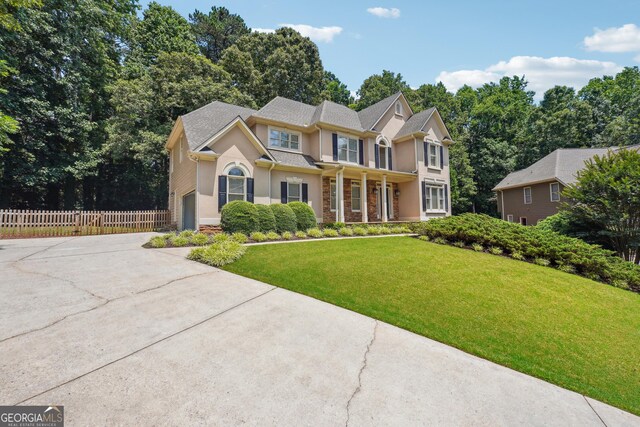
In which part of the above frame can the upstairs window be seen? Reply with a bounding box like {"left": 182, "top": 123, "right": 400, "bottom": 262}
{"left": 338, "top": 135, "right": 359, "bottom": 163}
{"left": 523, "top": 187, "right": 532, "bottom": 204}
{"left": 395, "top": 101, "right": 403, "bottom": 115}
{"left": 428, "top": 142, "right": 440, "bottom": 168}
{"left": 550, "top": 183, "right": 560, "bottom": 202}
{"left": 378, "top": 141, "right": 389, "bottom": 170}
{"left": 269, "top": 128, "right": 300, "bottom": 150}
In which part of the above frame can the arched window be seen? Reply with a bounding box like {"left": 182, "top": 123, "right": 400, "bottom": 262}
{"left": 378, "top": 139, "right": 389, "bottom": 170}
{"left": 227, "top": 166, "right": 246, "bottom": 202}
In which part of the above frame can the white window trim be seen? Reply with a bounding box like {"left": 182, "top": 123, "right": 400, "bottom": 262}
{"left": 223, "top": 163, "right": 250, "bottom": 203}
{"left": 268, "top": 126, "right": 302, "bottom": 152}
{"left": 523, "top": 187, "right": 532, "bottom": 205}
{"left": 330, "top": 178, "right": 337, "bottom": 212}
{"left": 507, "top": 214, "right": 514, "bottom": 222}
{"left": 351, "top": 180, "right": 361, "bottom": 212}
{"left": 425, "top": 183, "right": 446, "bottom": 213}
{"left": 287, "top": 182, "right": 302, "bottom": 204}
{"left": 550, "top": 182, "right": 560, "bottom": 202}
{"left": 377, "top": 137, "right": 390, "bottom": 170}
{"left": 337, "top": 133, "right": 360, "bottom": 165}
{"left": 520, "top": 217, "right": 528, "bottom": 226}
{"left": 426, "top": 139, "right": 442, "bottom": 170}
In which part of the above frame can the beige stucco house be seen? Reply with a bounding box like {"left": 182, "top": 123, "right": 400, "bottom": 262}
{"left": 165, "top": 92, "right": 453, "bottom": 230}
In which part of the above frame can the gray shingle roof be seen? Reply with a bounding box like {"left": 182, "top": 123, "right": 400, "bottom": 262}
{"left": 394, "top": 107, "right": 435, "bottom": 140}
{"left": 181, "top": 101, "right": 256, "bottom": 150}
{"left": 493, "top": 148, "right": 611, "bottom": 190}
{"left": 311, "top": 100, "right": 364, "bottom": 131}
{"left": 357, "top": 92, "right": 402, "bottom": 131}
{"left": 252, "top": 97, "right": 317, "bottom": 127}
{"left": 268, "top": 149, "right": 319, "bottom": 169}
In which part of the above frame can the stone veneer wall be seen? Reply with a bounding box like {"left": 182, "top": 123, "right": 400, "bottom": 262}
{"left": 322, "top": 176, "right": 399, "bottom": 223}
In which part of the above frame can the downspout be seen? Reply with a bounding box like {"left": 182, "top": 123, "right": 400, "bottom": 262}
{"left": 268, "top": 162, "right": 276, "bottom": 203}
{"left": 500, "top": 190, "right": 505, "bottom": 220}
{"left": 187, "top": 152, "right": 199, "bottom": 230}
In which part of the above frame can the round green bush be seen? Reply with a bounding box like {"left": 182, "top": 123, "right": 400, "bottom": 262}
{"left": 287, "top": 202, "right": 317, "bottom": 231}
{"left": 339, "top": 227, "right": 354, "bottom": 236}
{"left": 250, "top": 231, "right": 267, "bottom": 242}
{"left": 149, "top": 236, "right": 167, "bottom": 248}
{"left": 471, "top": 243, "right": 483, "bottom": 251}
{"left": 269, "top": 204, "right": 297, "bottom": 233}
{"left": 211, "top": 233, "right": 229, "bottom": 243}
{"left": 190, "top": 233, "right": 210, "bottom": 246}
{"left": 255, "top": 204, "right": 276, "bottom": 232}
{"left": 231, "top": 232, "right": 248, "bottom": 244}
{"left": 266, "top": 231, "right": 281, "bottom": 240}
{"left": 307, "top": 228, "right": 322, "bottom": 238}
{"left": 220, "top": 200, "right": 259, "bottom": 234}
{"left": 295, "top": 231, "right": 307, "bottom": 239}
{"left": 187, "top": 240, "right": 247, "bottom": 267}
{"left": 323, "top": 228, "right": 339, "bottom": 238}
{"left": 282, "top": 231, "right": 293, "bottom": 240}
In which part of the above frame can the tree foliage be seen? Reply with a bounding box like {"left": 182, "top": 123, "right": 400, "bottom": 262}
{"left": 320, "top": 71, "right": 351, "bottom": 105}
{"left": 189, "top": 6, "right": 249, "bottom": 63}
{"left": 355, "top": 70, "right": 409, "bottom": 110}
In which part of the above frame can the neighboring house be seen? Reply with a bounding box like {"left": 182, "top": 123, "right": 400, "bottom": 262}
{"left": 493, "top": 145, "right": 640, "bottom": 225}
{"left": 165, "top": 92, "right": 453, "bottom": 231}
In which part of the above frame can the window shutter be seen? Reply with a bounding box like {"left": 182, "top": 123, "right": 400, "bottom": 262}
{"left": 358, "top": 139, "right": 364, "bottom": 165}
{"left": 423, "top": 141, "right": 428, "bottom": 166}
{"left": 246, "top": 178, "right": 254, "bottom": 203}
{"left": 374, "top": 143, "right": 380, "bottom": 168}
{"left": 280, "top": 181, "right": 288, "bottom": 204}
{"left": 218, "top": 175, "right": 227, "bottom": 212}
{"left": 302, "top": 183, "right": 308, "bottom": 203}
{"left": 421, "top": 182, "right": 427, "bottom": 211}
{"left": 388, "top": 146, "right": 393, "bottom": 170}
{"left": 439, "top": 145, "right": 444, "bottom": 168}
{"left": 332, "top": 133, "right": 338, "bottom": 161}
{"left": 444, "top": 184, "right": 449, "bottom": 212}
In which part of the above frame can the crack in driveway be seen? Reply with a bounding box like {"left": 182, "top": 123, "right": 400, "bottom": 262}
{"left": 345, "top": 320, "right": 377, "bottom": 427}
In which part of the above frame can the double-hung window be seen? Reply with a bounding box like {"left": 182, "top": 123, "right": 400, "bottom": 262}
{"left": 287, "top": 182, "right": 301, "bottom": 203}
{"left": 227, "top": 167, "right": 246, "bottom": 202}
{"left": 427, "top": 142, "right": 440, "bottom": 169}
{"left": 550, "top": 183, "right": 560, "bottom": 202}
{"left": 425, "top": 185, "right": 445, "bottom": 211}
{"left": 338, "top": 135, "right": 359, "bottom": 163}
{"left": 351, "top": 181, "right": 361, "bottom": 212}
{"left": 378, "top": 142, "right": 389, "bottom": 169}
{"left": 523, "top": 187, "right": 532, "bottom": 204}
{"left": 269, "top": 128, "right": 300, "bottom": 150}
{"left": 330, "top": 179, "right": 337, "bottom": 211}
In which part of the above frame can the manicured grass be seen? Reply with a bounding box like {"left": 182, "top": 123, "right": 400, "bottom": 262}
{"left": 225, "top": 237, "right": 640, "bottom": 415}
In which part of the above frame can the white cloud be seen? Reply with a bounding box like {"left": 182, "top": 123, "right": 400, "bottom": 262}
{"left": 279, "top": 24, "right": 343, "bottom": 43}
{"left": 367, "top": 7, "right": 401, "bottom": 19}
{"left": 253, "top": 28, "right": 275, "bottom": 34}
{"left": 584, "top": 24, "right": 640, "bottom": 53}
{"left": 437, "top": 56, "right": 622, "bottom": 99}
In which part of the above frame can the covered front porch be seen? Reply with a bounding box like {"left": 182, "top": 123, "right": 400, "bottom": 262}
{"left": 320, "top": 166, "right": 416, "bottom": 223}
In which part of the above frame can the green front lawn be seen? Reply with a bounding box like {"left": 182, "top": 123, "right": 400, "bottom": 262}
{"left": 224, "top": 237, "right": 640, "bottom": 415}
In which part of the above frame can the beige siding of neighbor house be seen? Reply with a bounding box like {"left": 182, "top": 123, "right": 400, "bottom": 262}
{"left": 168, "top": 131, "right": 196, "bottom": 229}
{"left": 498, "top": 181, "right": 564, "bottom": 225}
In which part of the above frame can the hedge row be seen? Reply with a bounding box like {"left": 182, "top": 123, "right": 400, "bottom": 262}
{"left": 221, "top": 200, "right": 316, "bottom": 234}
{"left": 413, "top": 213, "right": 640, "bottom": 292}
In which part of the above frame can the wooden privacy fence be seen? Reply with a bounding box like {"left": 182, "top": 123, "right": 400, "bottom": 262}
{"left": 0, "top": 209, "right": 171, "bottom": 238}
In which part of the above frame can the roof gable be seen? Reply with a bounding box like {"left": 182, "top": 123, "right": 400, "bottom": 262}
{"left": 311, "top": 100, "right": 364, "bottom": 132}
{"left": 195, "top": 117, "right": 274, "bottom": 161}
{"left": 357, "top": 92, "right": 404, "bottom": 131}
{"left": 252, "top": 96, "right": 317, "bottom": 127}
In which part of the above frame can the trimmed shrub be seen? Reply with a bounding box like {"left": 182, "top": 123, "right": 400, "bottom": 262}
{"left": 266, "top": 231, "right": 281, "bottom": 240}
{"left": 432, "top": 237, "right": 447, "bottom": 245}
{"left": 353, "top": 226, "right": 368, "bottom": 236}
{"left": 418, "top": 235, "right": 430, "bottom": 242}
{"left": 282, "top": 231, "right": 293, "bottom": 240}
{"left": 534, "top": 258, "right": 550, "bottom": 267}
{"left": 453, "top": 241, "right": 465, "bottom": 248}
{"left": 162, "top": 233, "right": 174, "bottom": 240}
{"left": 149, "top": 236, "right": 167, "bottom": 248}
{"left": 221, "top": 200, "right": 259, "bottom": 234}
{"left": 307, "top": 228, "right": 323, "bottom": 238}
{"left": 557, "top": 264, "right": 576, "bottom": 274}
{"left": 288, "top": 202, "right": 317, "bottom": 231}
{"left": 250, "top": 231, "right": 267, "bottom": 242}
{"left": 295, "top": 231, "right": 307, "bottom": 239}
{"left": 187, "top": 240, "right": 246, "bottom": 267}
{"left": 324, "top": 222, "right": 346, "bottom": 230}
{"left": 339, "top": 227, "right": 354, "bottom": 236}
{"left": 511, "top": 251, "right": 525, "bottom": 261}
{"left": 471, "top": 243, "right": 483, "bottom": 252}
{"left": 367, "top": 226, "right": 382, "bottom": 235}
{"left": 323, "top": 228, "right": 339, "bottom": 237}
{"left": 270, "top": 204, "right": 297, "bottom": 233}
{"left": 190, "top": 233, "right": 210, "bottom": 246}
{"left": 380, "top": 227, "right": 393, "bottom": 235}
{"left": 170, "top": 236, "right": 189, "bottom": 247}
{"left": 211, "top": 233, "right": 230, "bottom": 243}
{"left": 255, "top": 204, "right": 276, "bottom": 232}
{"left": 179, "top": 229, "right": 195, "bottom": 238}
{"left": 231, "top": 232, "right": 248, "bottom": 244}
{"left": 489, "top": 247, "right": 503, "bottom": 256}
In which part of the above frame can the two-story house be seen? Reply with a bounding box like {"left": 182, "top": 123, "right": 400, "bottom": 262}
{"left": 165, "top": 92, "right": 453, "bottom": 230}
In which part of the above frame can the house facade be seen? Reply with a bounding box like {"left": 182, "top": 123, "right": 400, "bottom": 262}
{"left": 494, "top": 145, "right": 640, "bottom": 225}
{"left": 166, "top": 92, "right": 453, "bottom": 231}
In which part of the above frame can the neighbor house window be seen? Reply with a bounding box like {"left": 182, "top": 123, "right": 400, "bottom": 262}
{"left": 523, "top": 187, "right": 532, "bottom": 204}
{"left": 351, "top": 181, "right": 361, "bottom": 212}
{"left": 227, "top": 167, "right": 246, "bottom": 202}
{"left": 338, "top": 135, "right": 359, "bottom": 163}
{"left": 395, "top": 101, "right": 403, "bottom": 115}
{"left": 507, "top": 214, "right": 514, "bottom": 222}
{"left": 427, "top": 142, "right": 440, "bottom": 169}
{"left": 550, "top": 183, "right": 560, "bottom": 202}
{"left": 520, "top": 217, "right": 528, "bottom": 226}
{"left": 269, "top": 127, "right": 300, "bottom": 150}
{"left": 287, "top": 182, "right": 301, "bottom": 203}
{"left": 378, "top": 140, "right": 389, "bottom": 169}
{"left": 330, "top": 179, "right": 337, "bottom": 211}
{"left": 425, "top": 185, "right": 445, "bottom": 211}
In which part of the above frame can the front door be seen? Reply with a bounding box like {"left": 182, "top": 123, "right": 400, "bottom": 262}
{"left": 376, "top": 184, "right": 393, "bottom": 220}
{"left": 182, "top": 192, "right": 196, "bottom": 230}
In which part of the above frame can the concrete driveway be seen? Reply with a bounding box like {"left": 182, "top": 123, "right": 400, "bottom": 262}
{"left": 0, "top": 233, "right": 638, "bottom": 426}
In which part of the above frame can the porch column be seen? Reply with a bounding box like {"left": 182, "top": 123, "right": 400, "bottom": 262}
{"left": 361, "top": 172, "right": 368, "bottom": 223}
{"left": 382, "top": 174, "right": 388, "bottom": 222}
{"left": 338, "top": 170, "right": 345, "bottom": 223}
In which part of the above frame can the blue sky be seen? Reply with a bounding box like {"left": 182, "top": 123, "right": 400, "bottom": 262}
{"left": 143, "top": 0, "right": 640, "bottom": 99}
